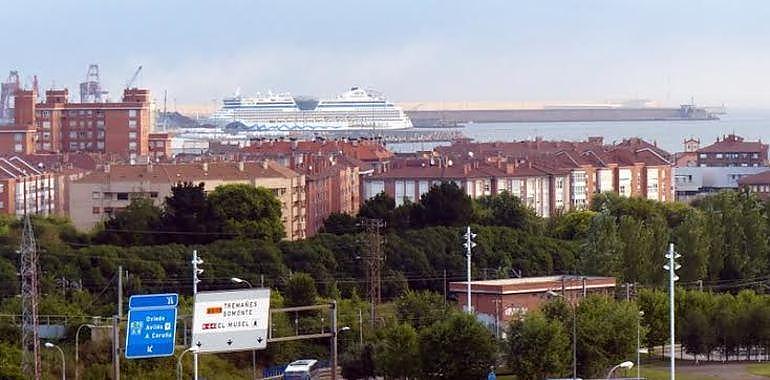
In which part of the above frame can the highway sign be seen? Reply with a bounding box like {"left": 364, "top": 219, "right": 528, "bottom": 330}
{"left": 128, "top": 293, "right": 178, "bottom": 309}
{"left": 191, "top": 288, "right": 270, "bottom": 353}
{"left": 125, "top": 293, "right": 179, "bottom": 359}
{"left": 125, "top": 308, "right": 177, "bottom": 358}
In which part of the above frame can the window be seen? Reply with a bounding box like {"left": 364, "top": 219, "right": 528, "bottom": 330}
{"left": 97, "top": 131, "right": 105, "bottom": 139}
{"left": 128, "top": 120, "right": 137, "bottom": 128}
{"left": 42, "top": 121, "right": 51, "bottom": 129}
{"left": 128, "top": 141, "right": 137, "bottom": 150}
{"left": 129, "top": 131, "right": 137, "bottom": 140}
{"left": 97, "top": 141, "right": 104, "bottom": 149}
{"left": 129, "top": 110, "right": 137, "bottom": 118}
{"left": 117, "top": 193, "right": 129, "bottom": 200}
{"left": 92, "top": 207, "right": 100, "bottom": 214}
{"left": 69, "top": 131, "right": 77, "bottom": 139}
{"left": 14, "top": 144, "right": 22, "bottom": 153}
{"left": 753, "top": 153, "right": 760, "bottom": 159}
{"left": 13, "top": 133, "right": 22, "bottom": 142}
{"left": 699, "top": 153, "right": 707, "bottom": 159}
{"left": 92, "top": 191, "right": 101, "bottom": 199}
{"left": 149, "top": 192, "right": 158, "bottom": 198}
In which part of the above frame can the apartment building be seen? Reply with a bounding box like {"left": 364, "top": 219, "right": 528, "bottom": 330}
{"left": 0, "top": 89, "right": 39, "bottom": 154}
{"left": 302, "top": 155, "right": 360, "bottom": 236}
{"left": 69, "top": 161, "right": 306, "bottom": 240}
{"left": 696, "top": 134, "right": 768, "bottom": 167}
{"left": 738, "top": 170, "right": 770, "bottom": 200}
{"left": 34, "top": 88, "right": 152, "bottom": 159}
{"left": 0, "top": 156, "right": 56, "bottom": 216}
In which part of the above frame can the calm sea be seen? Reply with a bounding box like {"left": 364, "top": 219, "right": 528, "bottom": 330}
{"left": 388, "top": 109, "right": 770, "bottom": 154}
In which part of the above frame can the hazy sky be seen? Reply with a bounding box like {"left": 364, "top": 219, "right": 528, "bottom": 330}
{"left": 4, "top": 0, "right": 770, "bottom": 107}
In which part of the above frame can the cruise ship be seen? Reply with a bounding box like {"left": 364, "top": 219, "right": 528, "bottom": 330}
{"left": 210, "top": 87, "right": 413, "bottom": 131}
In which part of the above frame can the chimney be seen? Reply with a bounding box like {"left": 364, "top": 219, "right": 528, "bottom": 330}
{"left": 238, "top": 161, "right": 245, "bottom": 172}
{"left": 202, "top": 162, "right": 208, "bottom": 172}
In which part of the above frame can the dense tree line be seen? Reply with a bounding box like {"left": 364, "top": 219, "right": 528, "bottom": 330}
{"left": 2, "top": 180, "right": 770, "bottom": 378}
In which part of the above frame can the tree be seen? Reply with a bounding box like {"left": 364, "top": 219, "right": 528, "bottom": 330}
{"left": 418, "top": 312, "right": 496, "bottom": 379}
{"left": 574, "top": 296, "right": 637, "bottom": 377}
{"left": 95, "top": 198, "right": 162, "bottom": 245}
{"left": 375, "top": 323, "right": 420, "bottom": 379}
{"left": 673, "top": 210, "right": 710, "bottom": 284}
{"left": 395, "top": 290, "right": 447, "bottom": 329}
{"left": 638, "top": 289, "right": 668, "bottom": 352}
{"left": 341, "top": 343, "right": 375, "bottom": 380}
{"left": 207, "top": 183, "right": 284, "bottom": 242}
{"left": 417, "top": 182, "right": 473, "bottom": 227}
{"left": 580, "top": 208, "right": 622, "bottom": 277}
{"left": 359, "top": 192, "right": 395, "bottom": 221}
{"left": 162, "top": 182, "right": 216, "bottom": 244}
{"left": 476, "top": 191, "right": 543, "bottom": 234}
{"left": 506, "top": 313, "right": 570, "bottom": 379}
{"left": 284, "top": 272, "right": 318, "bottom": 307}
{"left": 321, "top": 213, "right": 359, "bottom": 235}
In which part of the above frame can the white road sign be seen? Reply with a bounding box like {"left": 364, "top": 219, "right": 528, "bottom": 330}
{"left": 191, "top": 288, "right": 271, "bottom": 353}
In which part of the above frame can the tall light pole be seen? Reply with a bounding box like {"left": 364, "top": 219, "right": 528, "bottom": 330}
{"left": 44, "top": 342, "right": 66, "bottom": 380}
{"left": 637, "top": 310, "right": 644, "bottom": 380}
{"left": 606, "top": 360, "right": 633, "bottom": 379}
{"left": 231, "top": 277, "right": 256, "bottom": 380}
{"left": 177, "top": 346, "right": 199, "bottom": 380}
{"left": 664, "top": 243, "right": 680, "bottom": 380}
{"left": 547, "top": 290, "right": 576, "bottom": 379}
{"left": 191, "top": 250, "right": 203, "bottom": 380}
{"left": 463, "top": 226, "right": 476, "bottom": 313}
{"left": 75, "top": 323, "right": 110, "bottom": 380}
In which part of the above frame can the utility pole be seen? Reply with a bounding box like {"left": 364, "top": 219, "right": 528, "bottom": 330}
{"left": 664, "top": 243, "right": 681, "bottom": 380}
{"left": 362, "top": 218, "right": 385, "bottom": 326}
{"left": 463, "top": 226, "right": 477, "bottom": 313}
{"left": 118, "top": 265, "right": 123, "bottom": 318}
{"left": 192, "top": 250, "right": 203, "bottom": 380}
{"left": 112, "top": 315, "right": 120, "bottom": 380}
{"left": 20, "top": 214, "right": 41, "bottom": 380}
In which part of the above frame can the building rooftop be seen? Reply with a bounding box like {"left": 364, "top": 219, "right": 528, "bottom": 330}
{"left": 737, "top": 170, "right": 770, "bottom": 185}
{"left": 697, "top": 134, "right": 767, "bottom": 154}
{"left": 76, "top": 161, "right": 300, "bottom": 184}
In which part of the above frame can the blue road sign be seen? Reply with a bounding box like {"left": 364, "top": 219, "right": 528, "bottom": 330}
{"left": 129, "top": 293, "right": 179, "bottom": 309}
{"left": 125, "top": 308, "right": 177, "bottom": 359}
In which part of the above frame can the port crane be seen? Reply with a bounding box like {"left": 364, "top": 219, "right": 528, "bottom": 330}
{"left": 125, "top": 65, "right": 142, "bottom": 89}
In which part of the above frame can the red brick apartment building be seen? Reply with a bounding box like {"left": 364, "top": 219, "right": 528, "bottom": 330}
{"left": 361, "top": 137, "right": 673, "bottom": 216}
{"left": 35, "top": 88, "right": 152, "bottom": 159}
{"left": 696, "top": 134, "right": 768, "bottom": 167}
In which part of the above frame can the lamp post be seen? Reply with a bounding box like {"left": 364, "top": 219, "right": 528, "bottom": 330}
{"left": 664, "top": 243, "right": 681, "bottom": 379}
{"left": 637, "top": 310, "right": 644, "bottom": 380}
{"left": 177, "top": 346, "right": 199, "bottom": 380}
{"left": 231, "top": 277, "right": 256, "bottom": 380}
{"left": 44, "top": 342, "right": 66, "bottom": 380}
{"left": 547, "top": 290, "right": 576, "bottom": 380}
{"left": 75, "top": 323, "right": 111, "bottom": 380}
{"left": 606, "top": 360, "right": 634, "bottom": 379}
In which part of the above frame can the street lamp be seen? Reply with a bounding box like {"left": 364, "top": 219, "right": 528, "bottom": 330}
{"left": 606, "top": 360, "right": 633, "bottom": 379}
{"left": 231, "top": 276, "right": 256, "bottom": 380}
{"left": 637, "top": 310, "right": 644, "bottom": 380}
{"left": 546, "top": 290, "right": 577, "bottom": 380}
{"left": 44, "top": 342, "right": 66, "bottom": 380}
{"left": 230, "top": 277, "right": 253, "bottom": 288}
{"left": 75, "top": 323, "right": 111, "bottom": 380}
{"left": 177, "top": 346, "right": 200, "bottom": 380}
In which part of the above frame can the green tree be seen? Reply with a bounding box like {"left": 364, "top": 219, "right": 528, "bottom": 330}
{"left": 207, "top": 183, "right": 284, "bottom": 242}
{"left": 0, "top": 341, "right": 23, "bottom": 380}
{"left": 341, "top": 343, "right": 375, "bottom": 380}
{"left": 395, "top": 290, "right": 448, "bottom": 329}
{"left": 506, "top": 313, "right": 570, "bottom": 379}
{"left": 95, "top": 198, "right": 162, "bottom": 245}
{"left": 418, "top": 312, "right": 496, "bottom": 379}
{"left": 638, "top": 289, "right": 668, "bottom": 352}
{"left": 359, "top": 192, "right": 395, "bottom": 221}
{"left": 580, "top": 208, "right": 622, "bottom": 277}
{"left": 162, "top": 182, "right": 216, "bottom": 244}
{"left": 418, "top": 182, "right": 473, "bottom": 227}
{"left": 321, "top": 213, "right": 360, "bottom": 235}
{"left": 574, "top": 296, "right": 638, "bottom": 377}
{"left": 375, "top": 323, "right": 420, "bottom": 379}
{"left": 284, "top": 272, "right": 318, "bottom": 307}
{"left": 476, "top": 191, "right": 543, "bottom": 233}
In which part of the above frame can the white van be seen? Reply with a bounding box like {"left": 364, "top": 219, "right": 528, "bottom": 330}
{"left": 283, "top": 360, "right": 321, "bottom": 380}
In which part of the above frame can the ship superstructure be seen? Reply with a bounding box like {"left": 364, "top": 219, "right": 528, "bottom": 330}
{"left": 210, "top": 86, "right": 413, "bottom": 130}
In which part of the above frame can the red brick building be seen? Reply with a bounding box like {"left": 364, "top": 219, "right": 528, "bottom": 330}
{"left": 0, "top": 89, "right": 39, "bottom": 154}
{"left": 34, "top": 88, "right": 152, "bottom": 159}
{"left": 449, "top": 276, "right": 616, "bottom": 336}
{"left": 738, "top": 170, "right": 770, "bottom": 199}
{"left": 148, "top": 132, "right": 172, "bottom": 160}
{"left": 696, "top": 134, "right": 768, "bottom": 167}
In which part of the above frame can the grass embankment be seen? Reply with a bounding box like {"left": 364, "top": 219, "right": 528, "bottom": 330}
{"left": 747, "top": 363, "right": 770, "bottom": 377}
